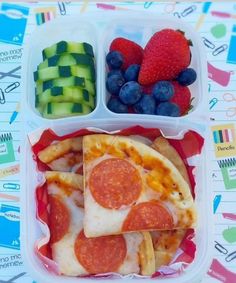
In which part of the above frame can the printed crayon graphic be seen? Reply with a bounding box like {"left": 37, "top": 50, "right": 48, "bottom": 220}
{"left": 0, "top": 133, "right": 15, "bottom": 165}
{"left": 0, "top": 204, "right": 20, "bottom": 250}
{"left": 218, "top": 158, "right": 236, "bottom": 190}
{"left": 213, "top": 128, "right": 235, "bottom": 144}
{"left": 34, "top": 7, "right": 56, "bottom": 25}
{"left": 211, "top": 124, "right": 236, "bottom": 157}
{"left": 0, "top": 3, "right": 29, "bottom": 45}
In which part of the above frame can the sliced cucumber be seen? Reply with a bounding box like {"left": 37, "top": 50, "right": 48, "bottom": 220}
{"left": 36, "top": 76, "right": 95, "bottom": 96}
{"left": 34, "top": 65, "right": 95, "bottom": 82}
{"left": 38, "top": 53, "right": 95, "bottom": 70}
{"left": 42, "top": 102, "right": 92, "bottom": 119}
{"left": 37, "top": 86, "right": 95, "bottom": 108}
{"left": 42, "top": 41, "right": 94, "bottom": 60}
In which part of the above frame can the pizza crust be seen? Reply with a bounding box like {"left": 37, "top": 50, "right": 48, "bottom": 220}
{"left": 45, "top": 171, "right": 83, "bottom": 191}
{"left": 38, "top": 137, "right": 82, "bottom": 164}
{"left": 151, "top": 136, "right": 190, "bottom": 186}
{"left": 139, "top": 232, "right": 156, "bottom": 276}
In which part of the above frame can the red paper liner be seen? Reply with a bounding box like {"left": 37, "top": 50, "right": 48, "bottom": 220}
{"left": 31, "top": 125, "right": 204, "bottom": 278}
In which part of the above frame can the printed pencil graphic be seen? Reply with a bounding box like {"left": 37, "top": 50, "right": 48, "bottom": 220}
{"left": 196, "top": 2, "right": 212, "bottom": 30}
{"left": 214, "top": 195, "right": 221, "bottom": 213}
{"left": 9, "top": 102, "right": 20, "bottom": 124}
{"left": 213, "top": 129, "right": 235, "bottom": 144}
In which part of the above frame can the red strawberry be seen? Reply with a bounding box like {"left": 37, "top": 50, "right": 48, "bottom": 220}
{"left": 170, "top": 81, "right": 191, "bottom": 115}
{"left": 110, "top": 37, "right": 143, "bottom": 70}
{"left": 139, "top": 29, "right": 191, "bottom": 85}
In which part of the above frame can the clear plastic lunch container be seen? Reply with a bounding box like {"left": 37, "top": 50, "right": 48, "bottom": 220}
{"left": 20, "top": 13, "right": 213, "bottom": 283}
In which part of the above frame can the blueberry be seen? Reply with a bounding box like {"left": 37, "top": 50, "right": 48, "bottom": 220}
{"left": 107, "top": 97, "right": 128, "bottom": 113}
{"left": 134, "top": 95, "right": 156, "bottom": 114}
{"left": 152, "top": 81, "right": 174, "bottom": 102}
{"left": 106, "top": 74, "right": 125, "bottom": 95}
{"left": 106, "top": 51, "right": 123, "bottom": 69}
{"left": 119, "top": 81, "right": 142, "bottom": 105}
{"left": 156, "top": 102, "right": 180, "bottom": 117}
{"left": 124, "top": 64, "right": 140, "bottom": 81}
{"left": 177, "top": 68, "right": 197, "bottom": 86}
{"left": 107, "top": 69, "right": 123, "bottom": 78}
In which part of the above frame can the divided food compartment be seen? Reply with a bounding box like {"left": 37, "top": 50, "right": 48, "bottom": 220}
{"left": 23, "top": 13, "right": 207, "bottom": 123}
{"left": 21, "top": 13, "right": 212, "bottom": 283}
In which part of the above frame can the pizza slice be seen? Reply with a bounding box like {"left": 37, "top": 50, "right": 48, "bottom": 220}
{"left": 83, "top": 134, "right": 197, "bottom": 237}
{"left": 150, "top": 136, "right": 192, "bottom": 270}
{"left": 45, "top": 171, "right": 154, "bottom": 276}
{"left": 38, "top": 137, "right": 83, "bottom": 172}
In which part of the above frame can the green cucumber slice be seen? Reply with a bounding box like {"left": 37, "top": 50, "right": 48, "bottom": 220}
{"left": 36, "top": 76, "right": 95, "bottom": 96}
{"left": 34, "top": 65, "right": 95, "bottom": 82}
{"left": 42, "top": 102, "right": 92, "bottom": 119}
{"left": 42, "top": 41, "right": 94, "bottom": 60}
{"left": 38, "top": 53, "right": 95, "bottom": 69}
{"left": 37, "top": 86, "right": 95, "bottom": 108}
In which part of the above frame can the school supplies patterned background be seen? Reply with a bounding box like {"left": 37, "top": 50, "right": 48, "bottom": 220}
{"left": 0, "top": 1, "right": 236, "bottom": 283}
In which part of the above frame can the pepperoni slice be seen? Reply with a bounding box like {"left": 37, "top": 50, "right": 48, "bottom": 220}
{"left": 48, "top": 195, "right": 70, "bottom": 243}
{"left": 89, "top": 158, "right": 142, "bottom": 209}
{"left": 74, "top": 230, "right": 127, "bottom": 274}
{"left": 122, "top": 201, "right": 174, "bottom": 232}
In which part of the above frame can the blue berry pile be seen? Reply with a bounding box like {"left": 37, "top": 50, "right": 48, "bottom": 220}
{"left": 105, "top": 50, "right": 197, "bottom": 117}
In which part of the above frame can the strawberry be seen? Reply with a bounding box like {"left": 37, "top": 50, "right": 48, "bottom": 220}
{"left": 110, "top": 37, "right": 143, "bottom": 70}
{"left": 138, "top": 29, "right": 191, "bottom": 85}
{"left": 170, "top": 81, "right": 191, "bottom": 115}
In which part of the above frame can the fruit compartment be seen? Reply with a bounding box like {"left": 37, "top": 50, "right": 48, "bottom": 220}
{"left": 101, "top": 16, "right": 207, "bottom": 120}
{"left": 23, "top": 17, "right": 100, "bottom": 122}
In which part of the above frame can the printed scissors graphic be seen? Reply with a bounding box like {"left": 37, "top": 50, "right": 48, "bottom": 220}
{"left": 223, "top": 93, "right": 236, "bottom": 117}
{"left": 0, "top": 66, "right": 21, "bottom": 80}
{"left": 0, "top": 272, "right": 26, "bottom": 283}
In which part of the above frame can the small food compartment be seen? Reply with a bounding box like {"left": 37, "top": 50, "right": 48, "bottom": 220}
{"left": 21, "top": 118, "right": 212, "bottom": 283}
{"left": 24, "top": 17, "right": 98, "bottom": 120}
{"left": 102, "top": 17, "right": 206, "bottom": 119}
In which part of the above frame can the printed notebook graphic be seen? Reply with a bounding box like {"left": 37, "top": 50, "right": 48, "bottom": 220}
{"left": 211, "top": 124, "right": 236, "bottom": 158}
{"left": 218, "top": 158, "right": 236, "bottom": 190}
{"left": 0, "top": 204, "right": 20, "bottom": 250}
{"left": 0, "top": 3, "right": 29, "bottom": 45}
{"left": 0, "top": 133, "right": 15, "bottom": 165}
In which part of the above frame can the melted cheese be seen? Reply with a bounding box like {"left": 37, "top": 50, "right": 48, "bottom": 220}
{"left": 83, "top": 188, "right": 129, "bottom": 237}
{"left": 118, "top": 233, "right": 143, "bottom": 275}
